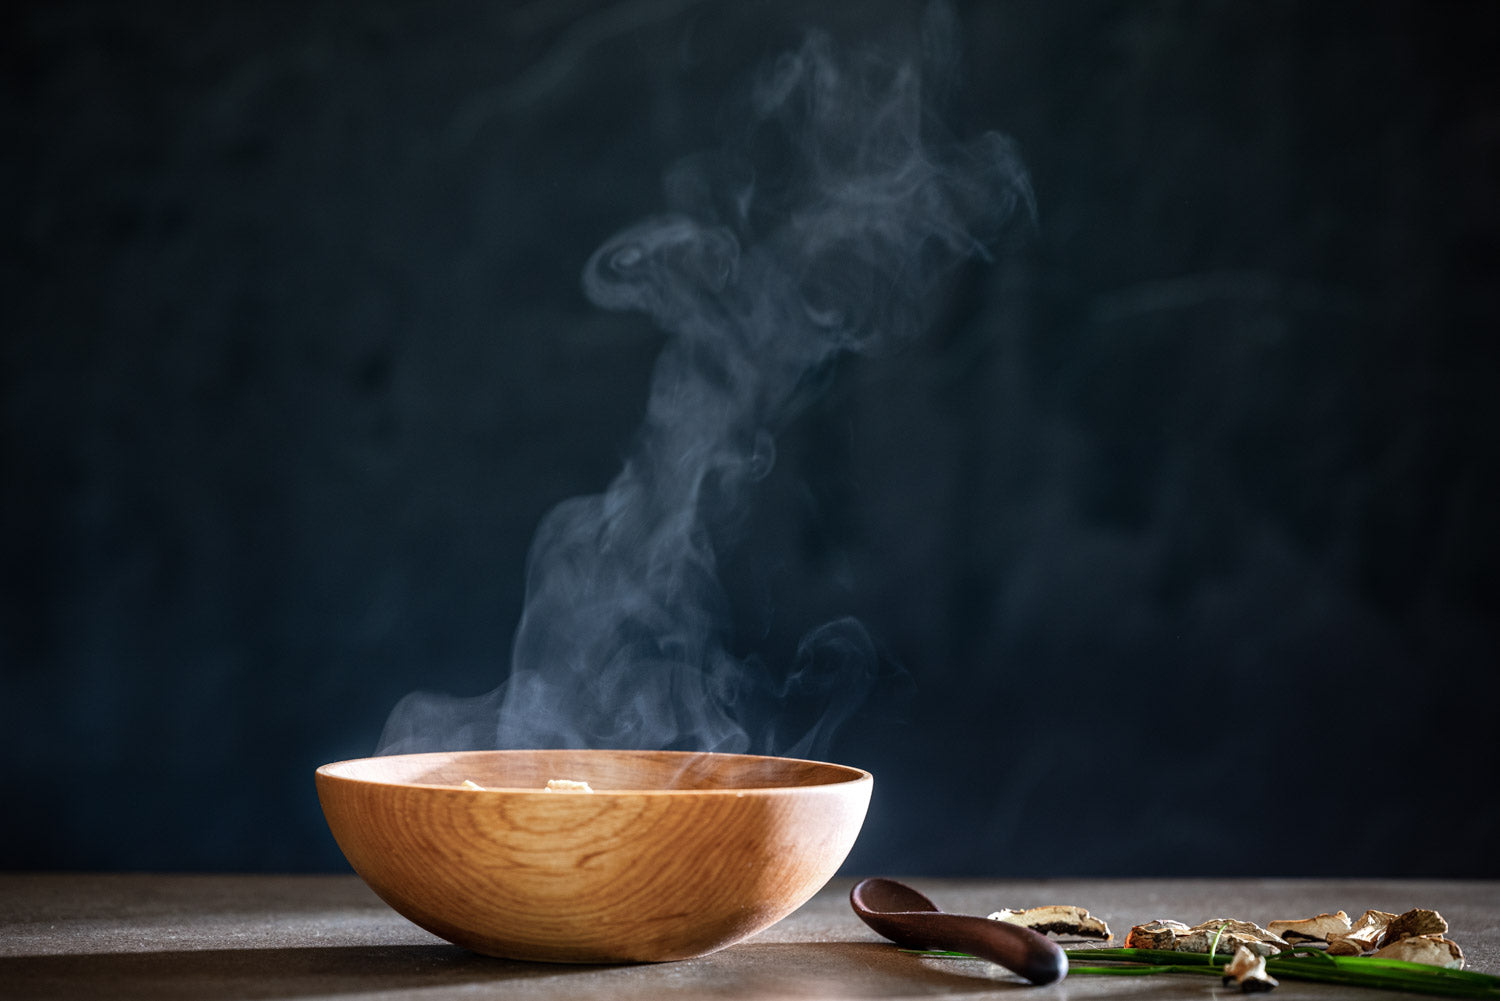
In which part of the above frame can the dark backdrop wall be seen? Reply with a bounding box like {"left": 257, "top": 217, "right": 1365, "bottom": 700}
{"left": 4, "top": 1, "right": 1497, "bottom": 876}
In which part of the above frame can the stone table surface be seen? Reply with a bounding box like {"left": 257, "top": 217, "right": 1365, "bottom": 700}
{"left": 2, "top": 874, "right": 1496, "bottom": 1000}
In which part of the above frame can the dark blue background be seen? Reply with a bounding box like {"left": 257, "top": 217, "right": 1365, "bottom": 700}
{"left": 4, "top": 1, "right": 1497, "bottom": 875}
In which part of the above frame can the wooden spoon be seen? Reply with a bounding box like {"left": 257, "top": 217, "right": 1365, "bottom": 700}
{"left": 849, "top": 877, "right": 1068, "bottom": 985}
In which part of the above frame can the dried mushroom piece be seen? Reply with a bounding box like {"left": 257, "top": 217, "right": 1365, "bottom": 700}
{"left": 1126, "top": 918, "right": 1288, "bottom": 958}
{"left": 1266, "top": 911, "right": 1351, "bottom": 943}
{"left": 1124, "top": 919, "right": 1191, "bottom": 950}
{"left": 1223, "top": 945, "right": 1280, "bottom": 993}
{"left": 1176, "top": 921, "right": 1288, "bottom": 959}
{"left": 1327, "top": 909, "right": 1397, "bottom": 955}
{"left": 1373, "top": 934, "right": 1465, "bottom": 969}
{"left": 987, "top": 905, "right": 1112, "bottom": 940}
{"left": 1323, "top": 907, "right": 1450, "bottom": 956}
{"left": 1379, "top": 908, "right": 1448, "bottom": 948}
{"left": 1124, "top": 903, "right": 1465, "bottom": 972}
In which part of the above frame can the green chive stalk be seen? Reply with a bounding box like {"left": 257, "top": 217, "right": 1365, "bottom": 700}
{"left": 901, "top": 946, "right": 1500, "bottom": 998}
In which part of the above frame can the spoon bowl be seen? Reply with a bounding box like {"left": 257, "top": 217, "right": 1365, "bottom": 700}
{"left": 850, "top": 877, "right": 1068, "bottom": 985}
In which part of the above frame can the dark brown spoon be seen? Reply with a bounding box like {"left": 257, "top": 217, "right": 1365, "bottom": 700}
{"left": 850, "top": 877, "right": 1068, "bottom": 985}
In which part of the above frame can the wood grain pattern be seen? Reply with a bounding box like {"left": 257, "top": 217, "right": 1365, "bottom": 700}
{"left": 315, "top": 749, "right": 872, "bottom": 963}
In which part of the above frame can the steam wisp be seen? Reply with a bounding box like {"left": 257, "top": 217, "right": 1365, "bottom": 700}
{"left": 379, "top": 29, "right": 1032, "bottom": 759}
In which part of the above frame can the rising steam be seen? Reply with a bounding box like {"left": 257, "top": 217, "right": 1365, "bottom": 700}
{"left": 378, "top": 26, "right": 1033, "bottom": 759}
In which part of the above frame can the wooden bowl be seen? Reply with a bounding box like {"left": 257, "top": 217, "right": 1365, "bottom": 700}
{"left": 315, "top": 749, "right": 872, "bottom": 963}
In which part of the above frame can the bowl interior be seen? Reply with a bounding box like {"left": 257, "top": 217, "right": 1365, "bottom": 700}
{"left": 318, "top": 747, "right": 866, "bottom": 793}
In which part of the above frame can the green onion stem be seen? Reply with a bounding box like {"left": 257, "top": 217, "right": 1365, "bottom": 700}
{"left": 1208, "top": 923, "right": 1227, "bottom": 963}
{"left": 899, "top": 947, "right": 1500, "bottom": 999}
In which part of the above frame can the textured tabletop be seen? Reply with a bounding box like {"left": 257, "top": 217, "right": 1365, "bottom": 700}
{"left": 2, "top": 874, "right": 1496, "bottom": 1000}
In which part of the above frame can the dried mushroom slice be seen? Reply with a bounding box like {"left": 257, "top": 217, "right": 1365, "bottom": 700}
{"left": 1125, "top": 919, "right": 1192, "bottom": 950}
{"left": 987, "top": 905, "right": 1112, "bottom": 940}
{"left": 1126, "top": 919, "right": 1287, "bottom": 958}
{"left": 1223, "top": 945, "right": 1280, "bottom": 993}
{"left": 1266, "top": 911, "right": 1351, "bottom": 943}
{"left": 1193, "top": 919, "right": 1288, "bottom": 943}
{"left": 1378, "top": 908, "right": 1448, "bottom": 948}
{"left": 1373, "top": 934, "right": 1465, "bottom": 969}
{"left": 1176, "top": 922, "right": 1287, "bottom": 959}
{"left": 1328, "top": 909, "right": 1398, "bottom": 955}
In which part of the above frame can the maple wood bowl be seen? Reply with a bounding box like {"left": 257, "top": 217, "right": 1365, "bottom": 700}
{"left": 315, "top": 748, "right": 872, "bottom": 963}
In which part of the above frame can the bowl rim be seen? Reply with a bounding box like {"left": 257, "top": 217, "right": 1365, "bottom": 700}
{"left": 315, "top": 747, "right": 872, "bottom": 796}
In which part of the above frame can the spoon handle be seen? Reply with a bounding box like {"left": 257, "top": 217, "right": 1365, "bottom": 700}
{"left": 879, "top": 910, "right": 1068, "bottom": 985}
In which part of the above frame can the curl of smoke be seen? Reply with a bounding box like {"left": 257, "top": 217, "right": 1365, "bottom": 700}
{"left": 378, "top": 29, "right": 1032, "bottom": 761}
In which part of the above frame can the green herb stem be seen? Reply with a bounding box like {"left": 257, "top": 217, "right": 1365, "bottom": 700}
{"left": 900, "top": 947, "right": 1500, "bottom": 999}
{"left": 1071, "top": 948, "right": 1500, "bottom": 999}
{"left": 1067, "top": 964, "right": 1221, "bottom": 977}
